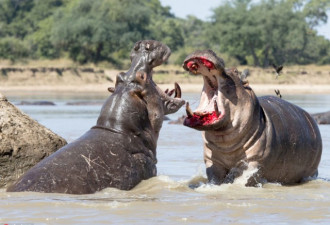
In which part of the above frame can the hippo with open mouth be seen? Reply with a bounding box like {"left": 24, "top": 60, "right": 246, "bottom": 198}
{"left": 7, "top": 40, "right": 185, "bottom": 194}
{"left": 182, "top": 50, "right": 322, "bottom": 186}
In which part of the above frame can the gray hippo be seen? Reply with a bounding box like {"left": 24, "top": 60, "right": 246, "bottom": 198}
{"left": 312, "top": 111, "right": 330, "bottom": 124}
{"left": 7, "top": 40, "right": 185, "bottom": 194}
{"left": 182, "top": 50, "right": 322, "bottom": 186}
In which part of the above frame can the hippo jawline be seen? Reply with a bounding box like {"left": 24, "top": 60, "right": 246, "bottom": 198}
{"left": 183, "top": 56, "right": 226, "bottom": 128}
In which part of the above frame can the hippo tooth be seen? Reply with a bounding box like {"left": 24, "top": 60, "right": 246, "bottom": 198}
{"left": 108, "top": 87, "right": 115, "bottom": 93}
{"left": 186, "top": 102, "right": 193, "bottom": 117}
{"left": 168, "top": 89, "right": 175, "bottom": 97}
{"left": 214, "top": 100, "right": 220, "bottom": 116}
{"left": 174, "top": 82, "right": 181, "bottom": 98}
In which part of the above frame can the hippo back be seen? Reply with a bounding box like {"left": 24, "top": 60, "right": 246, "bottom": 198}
{"left": 7, "top": 128, "right": 157, "bottom": 194}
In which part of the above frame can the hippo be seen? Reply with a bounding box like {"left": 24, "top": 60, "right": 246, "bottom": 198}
{"left": 7, "top": 40, "right": 185, "bottom": 194}
{"left": 182, "top": 50, "right": 322, "bottom": 186}
{"left": 312, "top": 111, "right": 330, "bottom": 124}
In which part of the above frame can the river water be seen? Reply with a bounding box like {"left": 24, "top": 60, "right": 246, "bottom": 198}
{"left": 1, "top": 92, "right": 330, "bottom": 224}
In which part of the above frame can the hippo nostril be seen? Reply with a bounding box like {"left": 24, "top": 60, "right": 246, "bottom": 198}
{"left": 145, "top": 43, "right": 150, "bottom": 50}
{"left": 187, "top": 61, "right": 198, "bottom": 72}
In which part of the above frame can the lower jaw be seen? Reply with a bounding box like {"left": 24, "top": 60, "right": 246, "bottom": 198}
{"left": 183, "top": 112, "right": 222, "bottom": 128}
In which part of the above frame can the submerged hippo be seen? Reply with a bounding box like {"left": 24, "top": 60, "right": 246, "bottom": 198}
{"left": 182, "top": 50, "right": 322, "bottom": 186}
{"left": 312, "top": 111, "right": 330, "bottom": 124}
{"left": 7, "top": 40, "right": 185, "bottom": 194}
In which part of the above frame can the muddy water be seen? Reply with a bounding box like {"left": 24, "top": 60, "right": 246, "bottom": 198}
{"left": 1, "top": 92, "right": 330, "bottom": 224}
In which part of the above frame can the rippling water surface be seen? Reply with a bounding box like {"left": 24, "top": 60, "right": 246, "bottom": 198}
{"left": 1, "top": 92, "right": 330, "bottom": 224}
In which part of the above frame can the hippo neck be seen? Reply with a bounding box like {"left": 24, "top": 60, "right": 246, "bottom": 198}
{"left": 203, "top": 90, "right": 265, "bottom": 154}
{"left": 127, "top": 54, "right": 151, "bottom": 79}
{"left": 96, "top": 96, "right": 158, "bottom": 153}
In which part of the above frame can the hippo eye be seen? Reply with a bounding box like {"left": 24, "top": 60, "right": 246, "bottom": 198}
{"left": 115, "top": 72, "right": 126, "bottom": 86}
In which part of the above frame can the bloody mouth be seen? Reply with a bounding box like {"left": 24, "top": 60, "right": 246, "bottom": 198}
{"left": 184, "top": 111, "right": 223, "bottom": 127}
{"left": 183, "top": 55, "right": 224, "bottom": 128}
{"left": 186, "top": 56, "right": 215, "bottom": 74}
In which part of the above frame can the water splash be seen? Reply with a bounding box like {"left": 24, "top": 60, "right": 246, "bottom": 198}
{"left": 233, "top": 164, "right": 260, "bottom": 187}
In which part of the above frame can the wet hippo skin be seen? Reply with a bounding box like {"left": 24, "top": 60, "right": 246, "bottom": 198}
{"left": 7, "top": 40, "right": 185, "bottom": 194}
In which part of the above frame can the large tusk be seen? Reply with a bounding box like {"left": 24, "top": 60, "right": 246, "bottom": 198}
{"left": 167, "top": 89, "right": 175, "bottom": 97}
{"left": 186, "top": 102, "right": 193, "bottom": 117}
{"left": 174, "top": 82, "right": 181, "bottom": 98}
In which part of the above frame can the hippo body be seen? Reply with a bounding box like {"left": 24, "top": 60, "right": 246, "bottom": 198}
{"left": 7, "top": 128, "right": 156, "bottom": 193}
{"left": 254, "top": 96, "right": 321, "bottom": 183}
{"left": 7, "top": 40, "right": 185, "bottom": 194}
{"left": 183, "top": 50, "right": 322, "bottom": 185}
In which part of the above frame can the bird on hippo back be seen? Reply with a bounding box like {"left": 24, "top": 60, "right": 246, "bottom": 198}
{"left": 7, "top": 40, "right": 185, "bottom": 194}
{"left": 182, "top": 49, "right": 322, "bottom": 186}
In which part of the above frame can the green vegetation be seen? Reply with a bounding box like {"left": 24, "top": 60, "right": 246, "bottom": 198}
{"left": 0, "top": 0, "right": 329, "bottom": 67}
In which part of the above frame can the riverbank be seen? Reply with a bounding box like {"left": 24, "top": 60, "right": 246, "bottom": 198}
{"left": 1, "top": 64, "right": 330, "bottom": 95}
{"left": 2, "top": 83, "right": 330, "bottom": 97}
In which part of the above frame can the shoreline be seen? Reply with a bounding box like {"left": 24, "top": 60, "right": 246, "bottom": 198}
{"left": 1, "top": 83, "right": 330, "bottom": 96}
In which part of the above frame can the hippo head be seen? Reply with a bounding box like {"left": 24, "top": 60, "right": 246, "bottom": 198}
{"left": 182, "top": 50, "right": 257, "bottom": 132}
{"left": 97, "top": 40, "right": 185, "bottom": 150}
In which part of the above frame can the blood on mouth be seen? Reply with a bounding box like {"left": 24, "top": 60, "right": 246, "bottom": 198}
{"left": 186, "top": 57, "right": 215, "bottom": 71}
{"left": 184, "top": 56, "right": 220, "bottom": 127}
{"left": 184, "top": 111, "right": 220, "bottom": 127}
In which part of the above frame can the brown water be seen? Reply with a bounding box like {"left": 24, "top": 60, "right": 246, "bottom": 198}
{"left": 1, "top": 92, "right": 330, "bottom": 224}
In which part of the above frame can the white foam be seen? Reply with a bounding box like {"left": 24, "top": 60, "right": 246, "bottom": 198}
{"left": 233, "top": 165, "right": 260, "bottom": 186}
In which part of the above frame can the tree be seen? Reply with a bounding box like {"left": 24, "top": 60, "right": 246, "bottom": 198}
{"left": 50, "top": 0, "right": 157, "bottom": 64}
{"left": 208, "top": 0, "right": 330, "bottom": 66}
{"left": 149, "top": 18, "right": 184, "bottom": 52}
{"left": 0, "top": 0, "right": 66, "bottom": 59}
{"left": 208, "top": 0, "right": 263, "bottom": 65}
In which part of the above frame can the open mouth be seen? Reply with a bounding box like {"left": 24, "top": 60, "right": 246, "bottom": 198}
{"left": 184, "top": 103, "right": 223, "bottom": 127}
{"left": 183, "top": 56, "right": 225, "bottom": 128}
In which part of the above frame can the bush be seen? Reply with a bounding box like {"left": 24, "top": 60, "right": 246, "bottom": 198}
{"left": 0, "top": 37, "right": 30, "bottom": 62}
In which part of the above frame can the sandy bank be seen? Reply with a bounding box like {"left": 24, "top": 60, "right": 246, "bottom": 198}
{"left": 1, "top": 65, "right": 330, "bottom": 96}
{"left": 1, "top": 83, "right": 330, "bottom": 96}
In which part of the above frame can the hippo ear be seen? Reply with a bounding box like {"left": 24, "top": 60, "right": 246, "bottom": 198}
{"left": 240, "top": 69, "right": 250, "bottom": 81}
{"left": 135, "top": 71, "right": 147, "bottom": 85}
{"left": 239, "top": 69, "right": 252, "bottom": 89}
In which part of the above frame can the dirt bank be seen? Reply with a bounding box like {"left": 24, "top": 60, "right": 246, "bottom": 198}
{"left": 1, "top": 65, "right": 330, "bottom": 95}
